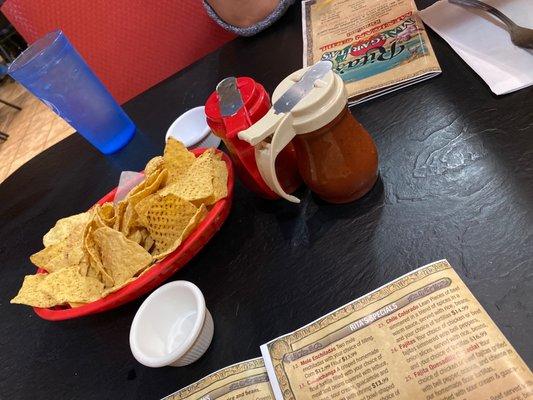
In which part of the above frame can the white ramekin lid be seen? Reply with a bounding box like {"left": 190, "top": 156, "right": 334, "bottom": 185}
{"left": 165, "top": 106, "right": 221, "bottom": 149}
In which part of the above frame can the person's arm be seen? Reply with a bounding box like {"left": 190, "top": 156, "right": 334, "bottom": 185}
{"left": 204, "top": 0, "right": 296, "bottom": 36}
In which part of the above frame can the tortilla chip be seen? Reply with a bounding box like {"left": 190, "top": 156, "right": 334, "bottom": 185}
{"left": 154, "top": 204, "right": 207, "bottom": 260}
{"left": 30, "top": 245, "right": 78, "bottom": 274}
{"left": 134, "top": 194, "right": 154, "bottom": 225}
{"left": 42, "top": 211, "right": 92, "bottom": 247}
{"left": 113, "top": 200, "right": 128, "bottom": 231}
{"left": 121, "top": 204, "right": 136, "bottom": 237}
{"left": 77, "top": 254, "right": 91, "bottom": 277}
{"left": 127, "top": 229, "right": 143, "bottom": 245}
{"left": 84, "top": 225, "right": 114, "bottom": 287}
{"left": 127, "top": 228, "right": 148, "bottom": 245}
{"left": 101, "top": 276, "right": 137, "bottom": 297}
{"left": 126, "top": 169, "right": 158, "bottom": 201}
{"left": 210, "top": 159, "right": 229, "bottom": 205}
{"left": 92, "top": 227, "right": 153, "bottom": 288}
{"left": 159, "top": 149, "right": 228, "bottom": 206}
{"left": 39, "top": 267, "right": 104, "bottom": 304}
{"left": 30, "top": 243, "right": 65, "bottom": 272}
{"left": 102, "top": 258, "right": 162, "bottom": 297}
{"left": 31, "top": 218, "right": 87, "bottom": 273}
{"left": 139, "top": 228, "right": 149, "bottom": 242}
{"left": 135, "top": 193, "right": 199, "bottom": 257}
{"left": 10, "top": 274, "right": 55, "bottom": 308}
{"left": 163, "top": 138, "right": 195, "bottom": 183}
{"left": 144, "top": 156, "right": 164, "bottom": 176}
{"left": 68, "top": 302, "right": 86, "bottom": 308}
{"left": 99, "top": 202, "right": 115, "bottom": 218}
{"left": 90, "top": 209, "right": 107, "bottom": 230}
{"left": 122, "top": 169, "right": 168, "bottom": 236}
{"left": 135, "top": 170, "right": 168, "bottom": 202}
{"left": 159, "top": 160, "right": 212, "bottom": 205}
{"left": 143, "top": 235, "right": 155, "bottom": 253}
{"left": 64, "top": 227, "right": 87, "bottom": 267}
{"left": 95, "top": 202, "right": 116, "bottom": 227}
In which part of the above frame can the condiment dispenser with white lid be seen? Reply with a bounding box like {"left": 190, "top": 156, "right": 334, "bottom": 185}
{"left": 239, "top": 61, "right": 379, "bottom": 204}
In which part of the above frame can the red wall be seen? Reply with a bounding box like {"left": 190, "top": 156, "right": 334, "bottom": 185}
{"left": 1, "top": 0, "right": 235, "bottom": 103}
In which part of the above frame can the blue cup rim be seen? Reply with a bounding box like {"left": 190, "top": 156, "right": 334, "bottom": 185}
{"left": 8, "top": 30, "right": 68, "bottom": 77}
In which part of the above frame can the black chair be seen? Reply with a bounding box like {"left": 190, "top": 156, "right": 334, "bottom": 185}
{"left": 0, "top": 10, "right": 25, "bottom": 141}
{"left": 0, "top": 12, "right": 26, "bottom": 64}
{"left": 0, "top": 63, "right": 22, "bottom": 142}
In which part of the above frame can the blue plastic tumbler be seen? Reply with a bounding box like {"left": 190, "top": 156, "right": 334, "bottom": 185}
{"left": 8, "top": 30, "right": 135, "bottom": 154}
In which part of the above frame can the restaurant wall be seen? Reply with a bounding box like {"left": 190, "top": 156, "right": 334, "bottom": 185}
{"left": 1, "top": 0, "right": 236, "bottom": 104}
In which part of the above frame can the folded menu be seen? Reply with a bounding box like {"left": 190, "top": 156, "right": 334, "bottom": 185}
{"left": 261, "top": 260, "right": 532, "bottom": 399}
{"left": 162, "top": 358, "right": 274, "bottom": 400}
{"left": 163, "top": 260, "right": 532, "bottom": 399}
{"left": 301, "top": 0, "right": 441, "bottom": 105}
{"left": 419, "top": 0, "right": 533, "bottom": 96}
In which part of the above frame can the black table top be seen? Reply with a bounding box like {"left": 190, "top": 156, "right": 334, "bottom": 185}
{"left": 0, "top": 3, "right": 531, "bottom": 399}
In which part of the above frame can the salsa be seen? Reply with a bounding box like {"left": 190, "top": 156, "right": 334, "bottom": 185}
{"left": 292, "top": 107, "right": 378, "bottom": 203}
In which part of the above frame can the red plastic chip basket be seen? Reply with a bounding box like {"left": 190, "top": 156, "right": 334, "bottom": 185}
{"left": 33, "top": 148, "right": 234, "bottom": 321}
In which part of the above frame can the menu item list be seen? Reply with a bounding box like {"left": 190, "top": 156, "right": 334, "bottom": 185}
{"left": 261, "top": 260, "right": 532, "bottom": 399}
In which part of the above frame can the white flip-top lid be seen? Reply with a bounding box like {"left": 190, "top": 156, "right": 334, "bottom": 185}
{"left": 239, "top": 63, "right": 347, "bottom": 203}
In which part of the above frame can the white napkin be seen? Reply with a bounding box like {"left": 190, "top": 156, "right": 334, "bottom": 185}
{"left": 420, "top": 0, "right": 533, "bottom": 95}
{"left": 113, "top": 171, "right": 145, "bottom": 204}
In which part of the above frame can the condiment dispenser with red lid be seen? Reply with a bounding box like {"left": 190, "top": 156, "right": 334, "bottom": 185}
{"left": 205, "top": 77, "right": 301, "bottom": 199}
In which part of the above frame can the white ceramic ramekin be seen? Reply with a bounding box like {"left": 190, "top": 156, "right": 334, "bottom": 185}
{"left": 129, "top": 281, "right": 214, "bottom": 367}
{"left": 165, "top": 106, "right": 221, "bottom": 149}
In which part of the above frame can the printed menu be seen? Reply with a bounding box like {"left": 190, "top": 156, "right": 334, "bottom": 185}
{"left": 162, "top": 358, "right": 274, "bottom": 400}
{"left": 162, "top": 260, "right": 532, "bottom": 399}
{"left": 261, "top": 260, "right": 532, "bottom": 399}
{"left": 302, "top": 0, "right": 441, "bottom": 104}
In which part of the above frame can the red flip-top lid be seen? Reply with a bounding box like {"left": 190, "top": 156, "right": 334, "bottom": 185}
{"left": 204, "top": 77, "right": 278, "bottom": 199}
{"left": 205, "top": 77, "right": 271, "bottom": 136}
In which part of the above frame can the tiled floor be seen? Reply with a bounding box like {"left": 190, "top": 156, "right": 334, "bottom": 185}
{"left": 0, "top": 79, "right": 75, "bottom": 183}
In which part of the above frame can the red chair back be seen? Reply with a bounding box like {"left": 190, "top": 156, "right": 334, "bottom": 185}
{"left": 1, "top": 0, "right": 235, "bottom": 103}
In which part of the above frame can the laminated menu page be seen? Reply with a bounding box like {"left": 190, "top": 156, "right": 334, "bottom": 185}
{"left": 261, "top": 260, "right": 532, "bottom": 399}
{"left": 161, "top": 358, "right": 275, "bottom": 400}
{"left": 302, "top": 0, "right": 441, "bottom": 105}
